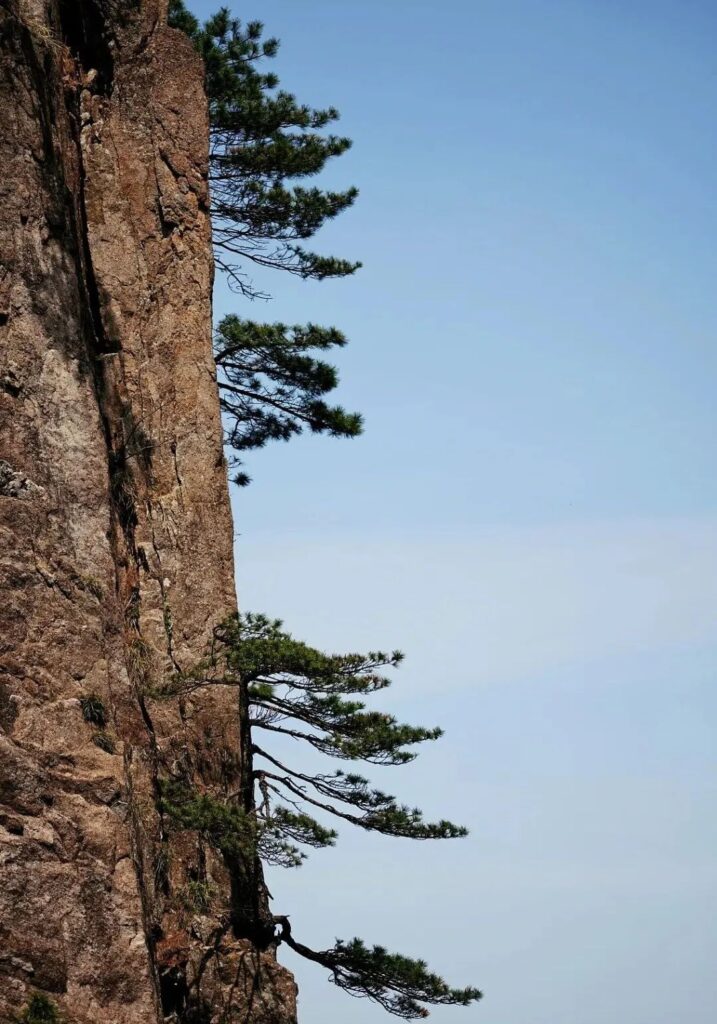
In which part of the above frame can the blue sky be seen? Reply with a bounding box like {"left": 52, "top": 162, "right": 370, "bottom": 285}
{"left": 191, "top": 1, "right": 717, "bottom": 1021}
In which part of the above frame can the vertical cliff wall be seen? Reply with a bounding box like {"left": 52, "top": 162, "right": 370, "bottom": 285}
{"left": 0, "top": 2, "right": 296, "bottom": 1020}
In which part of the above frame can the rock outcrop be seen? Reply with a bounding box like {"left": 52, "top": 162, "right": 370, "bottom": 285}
{"left": 0, "top": 2, "right": 296, "bottom": 1020}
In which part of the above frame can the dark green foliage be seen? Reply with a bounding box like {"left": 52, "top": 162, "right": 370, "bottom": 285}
{"left": 276, "top": 923, "right": 481, "bottom": 1020}
{"left": 92, "top": 731, "right": 116, "bottom": 754}
{"left": 168, "top": 1, "right": 359, "bottom": 297}
{"left": 157, "top": 614, "right": 479, "bottom": 1014}
{"left": 265, "top": 806, "right": 337, "bottom": 861}
{"left": 214, "top": 315, "right": 362, "bottom": 483}
{"left": 158, "top": 779, "right": 331, "bottom": 868}
{"left": 168, "top": 1, "right": 364, "bottom": 483}
{"left": 80, "top": 693, "right": 107, "bottom": 727}
{"left": 159, "top": 780, "right": 254, "bottom": 859}
{"left": 166, "top": 0, "right": 199, "bottom": 36}
{"left": 17, "top": 994, "right": 59, "bottom": 1024}
{"left": 167, "top": 613, "right": 465, "bottom": 847}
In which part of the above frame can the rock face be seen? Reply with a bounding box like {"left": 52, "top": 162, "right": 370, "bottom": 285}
{"left": 0, "top": 2, "right": 296, "bottom": 1021}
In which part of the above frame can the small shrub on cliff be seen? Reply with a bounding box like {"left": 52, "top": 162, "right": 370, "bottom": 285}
{"left": 180, "top": 879, "right": 216, "bottom": 913}
{"left": 92, "top": 731, "right": 116, "bottom": 754}
{"left": 18, "top": 994, "right": 59, "bottom": 1024}
{"left": 127, "top": 636, "right": 155, "bottom": 690}
{"left": 159, "top": 780, "right": 256, "bottom": 860}
{"left": 80, "top": 693, "right": 106, "bottom": 727}
{"left": 79, "top": 574, "right": 103, "bottom": 600}
{"left": 159, "top": 779, "right": 335, "bottom": 869}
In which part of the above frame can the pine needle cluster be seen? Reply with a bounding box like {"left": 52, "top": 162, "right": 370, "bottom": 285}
{"left": 213, "top": 316, "right": 362, "bottom": 485}
{"left": 277, "top": 925, "right": 482, "bottom": 1020}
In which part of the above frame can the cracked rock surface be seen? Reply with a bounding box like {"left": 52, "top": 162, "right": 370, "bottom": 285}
{"left": 0, "top": 2, "right": 297, "bottom": 1021}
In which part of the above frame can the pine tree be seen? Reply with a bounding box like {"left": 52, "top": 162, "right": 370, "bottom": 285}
{"left": 155, "top": 613, "right": 482, "bottom": 1019}
{"left": 168, "top": 0, "right": 360, "bottom": 297}
{"left": 168, "top": 1, "right": 363, "bottom": 482}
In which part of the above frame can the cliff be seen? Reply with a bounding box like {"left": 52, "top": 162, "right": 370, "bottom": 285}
{"left": 0, "top": 1, "right": 296, "bottom": 1020}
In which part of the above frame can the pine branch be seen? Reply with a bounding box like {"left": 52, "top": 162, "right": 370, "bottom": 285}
{"left": 213, "top": 316, "right": 363, "bottom": 482}
{"left": 251, "top": 692, "right": 442, "bottom": 766}
{"left": 274, "top": 919, "right": 482, "bottom": 1020}
{"left": 254, "top": 746, "right": 467, "bottom": 839}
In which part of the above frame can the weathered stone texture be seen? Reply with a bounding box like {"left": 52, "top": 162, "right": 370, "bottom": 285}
{"left": 0, "top": 2, "right": 296, "bottom": 1021}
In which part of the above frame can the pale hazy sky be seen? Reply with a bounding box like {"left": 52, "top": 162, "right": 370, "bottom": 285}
{"left": 192, "top": 1, "right": 717, "bottom": 1021}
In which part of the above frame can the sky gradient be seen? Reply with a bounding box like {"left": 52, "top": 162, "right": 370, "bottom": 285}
{"left": 192, "top": 1, "right": 717, "bottom": 1021}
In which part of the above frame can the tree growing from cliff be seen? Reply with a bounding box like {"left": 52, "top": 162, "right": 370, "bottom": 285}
{"left": 168, "top": 0, "right": 359, "bottom": 295}
{"left": 157, "top": 613, "right": 481, "bottom": 1018}
{"left": 168, "top": 0, "right": 363, "bottom": 483}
